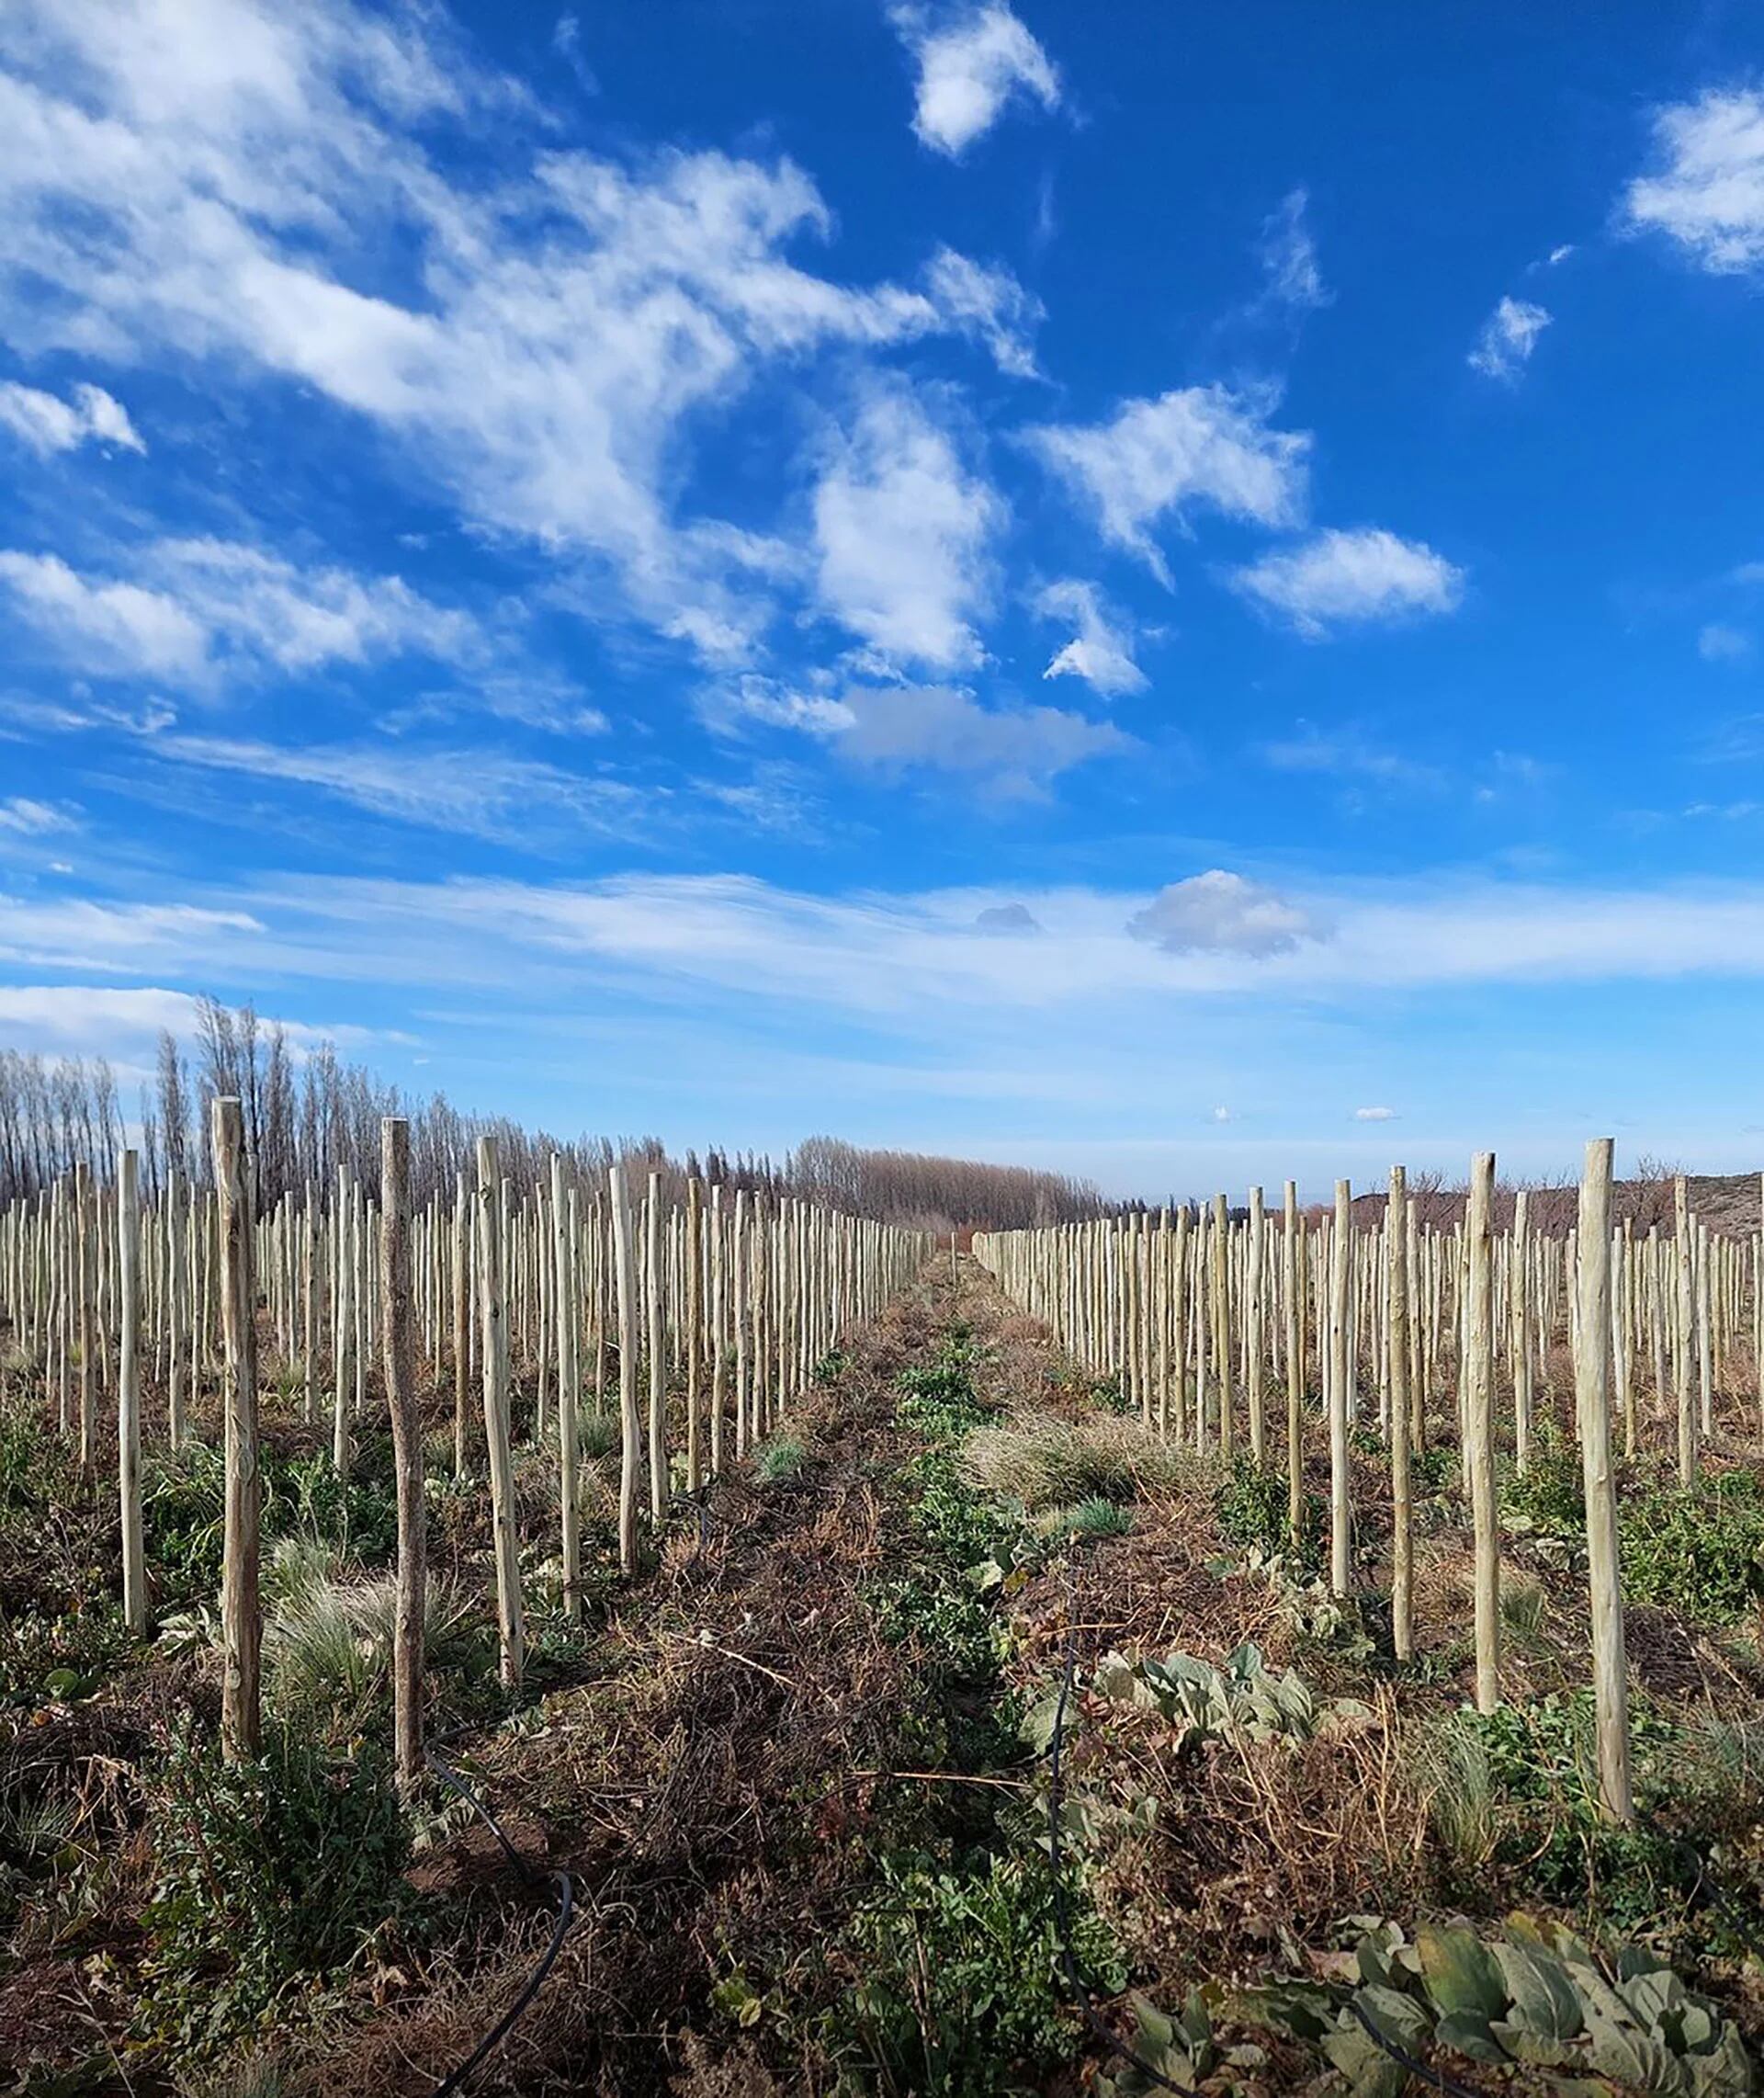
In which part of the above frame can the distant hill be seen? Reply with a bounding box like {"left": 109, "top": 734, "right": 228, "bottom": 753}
{"left": 1338, "top": 1169, "right": 1762, "bottom": 1239}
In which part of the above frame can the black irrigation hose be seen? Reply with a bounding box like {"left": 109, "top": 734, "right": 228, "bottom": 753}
{"left": 425, "top": 1747, "right": 578, "bottom": 2098}
{"left": 1639, "top": 1809, "right": 1764, "bottom": 1964}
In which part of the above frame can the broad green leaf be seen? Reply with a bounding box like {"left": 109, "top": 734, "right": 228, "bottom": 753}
{"left": 1493, "top": 1938, "right": 1584, "bottom": 2046}
{"left": 1417, "top": 1922, "right": 1509, "bottom": 2023}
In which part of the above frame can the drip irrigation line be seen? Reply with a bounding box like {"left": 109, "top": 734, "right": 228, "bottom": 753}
{"left": 1638, "top": 1809, "right": 1764, "bottom": 1963}
{"left": 424, "top": 1746, "right": 578, "bottom": 2098}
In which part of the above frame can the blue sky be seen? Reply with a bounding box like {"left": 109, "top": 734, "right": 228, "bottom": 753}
{"left": 5, "top": 0, "right": 1764, "bottom": 1198}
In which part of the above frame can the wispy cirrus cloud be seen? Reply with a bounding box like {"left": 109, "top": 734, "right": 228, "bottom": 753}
{"left": 1468, "top": 295, "right": 1551, "bottom": 382}
{"left": 0, "top": 539, "right": 478, "bottom": 687}
{"left": 1025, "top": 385, "right": 1309, "bottom": 584}
{"left": 1256, "top": 188, "right": 1330, "bottom": 314}
{"left": 0, "top": 0, "right": 1039, "bottom": 666}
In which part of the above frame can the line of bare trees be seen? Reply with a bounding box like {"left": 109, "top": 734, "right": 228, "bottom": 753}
{"left": 0, "top": 1003, "right": 1106, "bottom": 1230}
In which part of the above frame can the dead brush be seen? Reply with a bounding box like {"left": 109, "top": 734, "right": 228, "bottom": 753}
{"left": 1080, "top": 1683, "right": 1419, "bottom": 1980}
{"left": 961, "top": 1412, "right": 1196, "bottom": 1511}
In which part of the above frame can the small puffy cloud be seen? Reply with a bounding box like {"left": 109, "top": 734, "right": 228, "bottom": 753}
{"left": 890, "top": 3, "right": 1060, "bottom": 157}
{"left": 0, "top": 380, "right": 145, "bottom": 457}
{"left": 1258, "top": 188, "right": 1329, "bottom": 312}
{"left": 812, "top": 383, "right": 1001, "bottom": 673}
{"left": 1231, "top": 527, "right": 1464, "bottom": 638}
{"left": 1026, "top": 385, "right": 1309, "bottom": 584}
{"left": 975, "top": 902, "right": 1042, "bottom": 933}
{"left": 1353, "top": 1105, "right": 1397, "bottom": 1122}
{"left": 1468, "top": 296, "right": 1551, "bottom": 381}
{"left": 1700, "top": 622, "right": 1751, "bottom": 662}
{"left": 1210, "top": 1105, "right": 1232, "bottom": 1123}
{"left": 1035, "top": 578, "right": 1147, "bottom": 697}
{"left": 836, "top": 684, "right": 1130, "bottom": 796}
{"left": 1624, "top": 87, "right": 1764, "bottom": 272}
{"left": 1127, "top": 869, "right": 1321, "bottom": 957}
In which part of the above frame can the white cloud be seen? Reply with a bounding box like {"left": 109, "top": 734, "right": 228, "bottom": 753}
{"left": 1353, "top": 1105, "right": 1396, "bottom": 1122}
{"left": 1035, "top": 578, "right": 1147, "bottom": 696}
{"left": 1127, "top": 870, "right": 1322, "bottom": 957}
{"left": 0, "top": 550, "right": 209, "bottom": 679}
{"left": 890, "top": 3, "right": 1060, "bottom": 157}
{"left": 1260, "top": 724, "right": 1442, "bottom": 792}
{"left": 922, "top": 246, "right": 1042, "bottom": 378}
{"left": 1231, "top": 527, "right": 1464, "bottom": 638}
{"left": 1468, "top": 295, "right": 1551, "bottom": 381}
{"left": 0, "top": 539, "right": 477, "bottom": 686}
{"left": 0, "top": 378, "right": 144, "bottom": 455}
{"left": 1624, "top": 87, "right": 1764, "bottom": 272}
{"left": 1257, "top": 188, "right": 1329, "bottom": 312}
{"left": 834, "top": 684, "right": 1129, "bottom": 795}
{"left": 1699, "top": 621, "right": 1750, "bottom": 662}
{"left": 147, "top": 733, "right": 649, "bottom": 844}
{"left": 1210, "top": 1105, "right": 1232, "bottom": 1123}
{"left": 0, "top": 0, "right": 1036, "bottom": 663}
{"left": 812, "top": 384, "right": 1001, "bottom": 672}
{"left": 0, "top": 796, "right": 79, "bottom": 835}
{"left": 698, "top": 674, "right": 858, "bottom": 739}
{"left": 1026, "top": 386, "right": 1309, "bottom": 584}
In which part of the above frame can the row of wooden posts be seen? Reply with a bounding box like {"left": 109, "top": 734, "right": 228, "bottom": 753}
{"left": 976, "top": 1147, "right": 1758, "bottom": 1829}
{"left": 0, "top": 1103, "right": 929, "bottom": 1786}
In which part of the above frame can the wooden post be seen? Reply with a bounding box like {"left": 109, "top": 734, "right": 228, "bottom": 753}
{"left": 213, "top": 1098, "right": 261, "bottom": 1763}
{"left": 1328, "top": 1182, "right": 1351, "bottom": 1596}
{"left": 1674, "top": 1174, "right": 1697, "bottom": 1485}
{"left": 611, "top": 1163, "right": 643, "bottom": 1575}
{"left": 118, "top": 1150, "right": 147, "bottom": 1637}
{"left": 74, "top": 1162, "right": 95, "bottom": 1482}
{"left": 1465, "top": 1151, "right": 1500, "bottom": 1715}
{"left": 1575, "top": 1138, "right": 1633, "bottom": 1822}
{"left": 381, "top": 1118, "right": 425, "bottom": 1792}
{"left": 1283, "top": 1182, "right": 1303, "bottom": 1544}
{"left": 475, "top": 1137, "right": 524, "bottom": 1691}
{"left": 450, "top": 1171, "right": 469, "bottom": 1474}
{"left": 551, "top": 1155, "right": 582, "bottom": 1621}
{"left": 1247, "top": 1185, "right": 1265, "bottom": 1465}
{"left": 645, "top": 1173, "right": 667, "bottom": 1524}
{"left": 1387, "top": 1167, "right": 1412, "bottom": 1661}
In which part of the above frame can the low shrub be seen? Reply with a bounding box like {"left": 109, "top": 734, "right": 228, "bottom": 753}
{"left": 831, "top": 1845, "right": 1128, "bottom": 2098}
{"left": 1622, "top": 1474, "right": 1764, "bottom": 1623}
{"left": 1215, "top": 1456, "right": 1321, "bottom": 1571}
{"left": 140, "top": 1725, "right": 412, "bottom": 2051}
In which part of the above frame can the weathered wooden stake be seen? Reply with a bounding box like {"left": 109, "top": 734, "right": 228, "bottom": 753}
{"left": 1575, "top": 1137, "right": 1633, "bottom": 1823}
{"left": 381, "top": 1117, "right": 426, "bottom": 1793}
{"left": 213, "top": 1098, "right": 261, "bottom": 1763}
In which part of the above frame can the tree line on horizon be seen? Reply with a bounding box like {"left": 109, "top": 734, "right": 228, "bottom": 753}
{"left": 0, "top": 1002, "right": 1104, "bottom": 1231}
